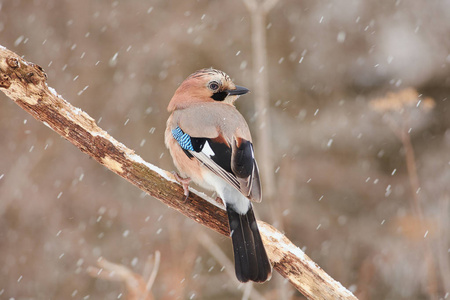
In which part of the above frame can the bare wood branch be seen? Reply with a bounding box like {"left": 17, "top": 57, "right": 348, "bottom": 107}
{"left": 259, "top": 222, "right": 357, "bottom": 299}
{"left": 0, "top": 46, "right": 358, "bottom": 300}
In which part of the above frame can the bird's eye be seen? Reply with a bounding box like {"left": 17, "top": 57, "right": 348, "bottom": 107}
{"left": 208, "top": 81, "right": 220, "bottom": 91}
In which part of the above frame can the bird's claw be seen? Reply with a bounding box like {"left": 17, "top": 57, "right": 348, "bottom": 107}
{"left": 172, "top": 172, "right": 191, "bottom": 203}
{"left": 215, "top": 196, "right": 224, "bottom": 206}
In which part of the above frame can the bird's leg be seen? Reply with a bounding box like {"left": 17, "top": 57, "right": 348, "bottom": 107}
{"left": 172, "top": 172, "right": 191, "bottom": 202}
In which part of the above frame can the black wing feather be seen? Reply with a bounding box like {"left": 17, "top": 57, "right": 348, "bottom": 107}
{"left": 232, "top": 139, "right": 254, "bottom": 179}
{"left": 182, "top": 135, "right": 260, "bottom": 201}
{"left": 188, "top": 136, "right": 233, "bottom": 173}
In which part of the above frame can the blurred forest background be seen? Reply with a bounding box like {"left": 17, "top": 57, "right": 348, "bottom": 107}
{"left": 1, "top": 0, "right": 450, "bottom": 299}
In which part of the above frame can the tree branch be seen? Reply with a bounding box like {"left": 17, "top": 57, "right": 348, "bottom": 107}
{"left": 0, "top": 46, "right": 357, "bottom": 300}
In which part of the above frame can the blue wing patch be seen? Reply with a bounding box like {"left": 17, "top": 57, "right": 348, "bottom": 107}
{"left": 172, "top": 126, "right": 194, "bottom": 151}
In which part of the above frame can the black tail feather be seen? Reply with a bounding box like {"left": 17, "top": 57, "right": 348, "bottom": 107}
{"left": 227, "top": 205, "right": 272, "bottom": 283}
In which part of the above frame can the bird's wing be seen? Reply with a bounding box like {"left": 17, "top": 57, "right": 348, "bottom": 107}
{"left": 171, "top": 126, "right": 262, "bottom": 202}
{"left": 230, "top": 136, "right": 261, "bottom": 203}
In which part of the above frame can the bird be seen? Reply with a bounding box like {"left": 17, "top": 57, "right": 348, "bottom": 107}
{"left": 165, "top": 68, "right": 272, "bottom": 283}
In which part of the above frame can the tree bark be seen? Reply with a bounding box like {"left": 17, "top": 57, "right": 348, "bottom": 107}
{"left": 0, "top": 46, "right": 358, "bottom": 300}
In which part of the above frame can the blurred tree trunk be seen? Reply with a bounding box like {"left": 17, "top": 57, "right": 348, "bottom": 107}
{"left": 0, "top": 46, "right": 358, "bottom": 300}
{"left": 242, "top": 0, "right": 280, "bottom": 227}
{"left": 242, "top": 1, "right": 291, "bottom": 299}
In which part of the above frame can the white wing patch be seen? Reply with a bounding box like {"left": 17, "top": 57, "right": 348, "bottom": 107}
{"left": 202, "top": 140, "right": 215, "bottom": 157}
{"left": 190, "top": 151, "right": 241, "bottom": 190}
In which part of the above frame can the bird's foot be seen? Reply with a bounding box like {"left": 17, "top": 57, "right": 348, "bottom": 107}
{"left": 172, "top": 172, "right": 191, "bottom": 202}
{"left": 214, "top": 196, "right": 224, "bottom": 206}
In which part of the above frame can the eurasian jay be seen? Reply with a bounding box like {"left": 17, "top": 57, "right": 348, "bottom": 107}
{"left": 165, "top": 68, "right": 272, "bottom": 283}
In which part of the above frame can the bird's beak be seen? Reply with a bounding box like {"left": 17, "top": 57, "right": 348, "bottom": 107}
{"left": 227, "top": 85, "right": 250, "bottom": 96}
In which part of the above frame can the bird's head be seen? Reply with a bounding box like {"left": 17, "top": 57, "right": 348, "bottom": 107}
{"left": 167, "top": 68, "right": 250, "bottom": 112}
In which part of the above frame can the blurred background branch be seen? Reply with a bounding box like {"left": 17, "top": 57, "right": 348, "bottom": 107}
{"left": 242, "top": 0, "right": 292, "bottom": 298}
{"left": 242, "top": 0, "right": 280, "bottom": 227}
{"left": 88, "top": 253, "right": 160, "bottom": 300}
{"left": 369, "top": 89, "right": 440, "bottom": 299}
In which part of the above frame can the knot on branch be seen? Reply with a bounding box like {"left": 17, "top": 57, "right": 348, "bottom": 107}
{"left": 6, "top": 57, "right": 20, "bottom": 68}
{"left": 0, "top": 48, "right": 50, "bottom": 105}
{"left": 24, "top": 64, "right": 47, "bottom": 85}
{"left": 0, "top": 53, "right": 47, "bottom": 89}
{"left": 0, "top": 73, "right": 10, "bottom": 88}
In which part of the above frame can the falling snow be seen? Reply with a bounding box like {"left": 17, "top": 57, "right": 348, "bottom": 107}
{"left": 0, "top": 1, "right": 447, "bottom": 299}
